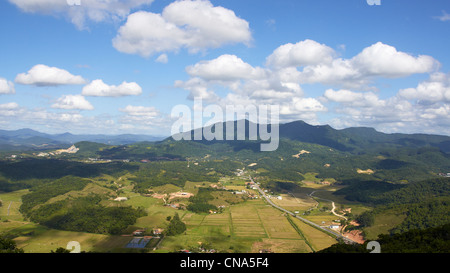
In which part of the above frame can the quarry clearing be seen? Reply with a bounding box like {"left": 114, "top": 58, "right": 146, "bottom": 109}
{"left": 151, "top": 191, "right": 193, "bottom": 201}
{"left": 357, "top": 169, "right": 375, "bottom": 174}
{"left": 292, "top": 150, "right": 311, "bottom": 158}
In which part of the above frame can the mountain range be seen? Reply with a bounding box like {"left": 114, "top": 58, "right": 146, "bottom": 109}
{"left": 172, "top": 120, "right": 450, "bottom": 154}
{"left": 0, "top": 128, "right": 166, "bottom": 151}
{"left": 1, "top": 120, "right": 450, "bottom": 154}
{"left": 278, "top": 120, "right": 450, "bottom": 153}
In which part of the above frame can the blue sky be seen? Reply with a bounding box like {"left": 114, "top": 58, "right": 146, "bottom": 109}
{"left": 0, "top": 0, "right": 450, "bottom": 136}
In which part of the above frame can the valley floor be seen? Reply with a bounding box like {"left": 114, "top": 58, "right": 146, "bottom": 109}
{"left": 0, "top": 171, "right": 362, "bottom": 253}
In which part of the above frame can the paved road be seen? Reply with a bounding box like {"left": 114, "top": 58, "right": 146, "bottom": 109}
{"left": 249, "top": 177, "right": 356, "bottom": 244}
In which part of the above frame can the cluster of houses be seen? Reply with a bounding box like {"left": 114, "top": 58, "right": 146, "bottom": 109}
{"left": 87, "top": 158, "right": 130, "bottom": 163}
{"left": 208, "top": 205, "right": 226, "bottom": 214}
{"left": 327, "top": 220, "right": 342, "bottom": 230}
{"left": 179, "top": 245, "right": 217, "bottom": 253}
{"left": 125, "top": 228, "right": 165, "bottom": 249}
{"left": 245, "top": 181, "right": 257, "bottom": 189}
{"left": 234, "top": 189, "right": 259, "bottom": 199}
{"left": 131, "top": 228, "right": 164, "bottom": 237}
{"left": 329, "top": 223, "right": 341, "bottom": 230}
{"left": 164, "top": 203, "right": 186, "bottom": 210}
{"left": 438, "top": 173, "right": 450, "bottom": 177}
{"left": 263, "top": 190, "right": 282, "bottom": 200}
{"left": 235, "top": 168, "right": 245, "bottom": 177}
{"left": 5, "top": 154, "right": 17, "bottom": 160}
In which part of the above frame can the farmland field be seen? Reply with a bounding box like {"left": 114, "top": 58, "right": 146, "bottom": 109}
{"left": 291, "top": 217, "right": 337, "bottom": 251}
{"left": 0, "top": 189, "right": 28, "bottom": 221}
{"left": 0, "top": 173, "right": 345, "bottom": 253}
{"left": 17, "top": 229, "right": 131, "bottom": 253}
{"left": 271, "top": 193, "right": 316, "bottom": 212}
{"left": 156, "top": 198, "right": 336, "bottom": 253}
{"left": 0, "top": 172, "right": 353, "bottom": 253}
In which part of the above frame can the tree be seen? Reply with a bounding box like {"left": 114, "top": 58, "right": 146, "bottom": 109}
{"left": 166, "top": 213, "right": 186, "bottom": 236}
{"left": 51, "top": 247, "right": 71, "bottom": 253}
{"left": 0, "top": 236, "right": 24, "bottom": 253}
{"left": 357, "top": 211, "right": 375, "bottom": 227}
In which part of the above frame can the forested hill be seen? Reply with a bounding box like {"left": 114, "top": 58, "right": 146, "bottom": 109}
{"left": 168, "top": 119, "right": 450, "bottom": 154}
{"left": 274, "top": 120, "right": 450, "bottom": 153}
{"left": 317, "top": 223, "right": 450, "bottom": 253}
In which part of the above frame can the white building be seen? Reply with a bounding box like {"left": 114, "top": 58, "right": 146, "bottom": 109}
{"left": 114, "top": 197, "right": 128, "bottom": 201}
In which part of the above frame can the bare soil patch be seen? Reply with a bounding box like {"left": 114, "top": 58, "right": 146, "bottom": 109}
{"left": 292, "top": 150, "right": 311, "bottom": 158}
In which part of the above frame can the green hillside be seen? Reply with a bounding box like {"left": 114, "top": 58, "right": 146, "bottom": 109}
{"left": 0, "top": 120, "right": 449, "bottom": 253}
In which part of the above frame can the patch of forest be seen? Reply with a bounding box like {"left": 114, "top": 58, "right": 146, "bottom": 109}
{"left": 0, "top": 159, "right": 138, "bottom": 181}
{"left": 186, "top": 187, "right": 244, "bottom": 213}
{"left": 318, "top": 223, "right": 450, "bottom": 253}
{"left": 130, "top": 160, "right": 240, "bottom": 192}
{"left": 337, "top": 178, "right": 450, "bottom": 234}
{"left": 28, "top": 194, "right": 146, "bottom": 235}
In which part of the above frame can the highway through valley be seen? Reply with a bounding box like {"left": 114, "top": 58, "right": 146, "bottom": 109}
{"left": 249, "top": 176, "right": 357, "bottom": 244}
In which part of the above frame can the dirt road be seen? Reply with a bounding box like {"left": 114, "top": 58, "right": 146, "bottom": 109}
{"left": 309, "top": 191, "right": 347, "bottom": 220}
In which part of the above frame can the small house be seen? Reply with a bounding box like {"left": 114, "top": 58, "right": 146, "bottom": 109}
{"left": 133, "top": 229, "right": 145, "bottom": 236}
{"left": 153, "top": 228, "right": 164, "bottom": 235}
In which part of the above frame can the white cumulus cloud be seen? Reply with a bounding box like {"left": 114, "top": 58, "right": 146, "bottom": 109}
{"left": 52, "top": 94, "right": 94, "bottom": 110}
{"left": 118, "top": 105, "right": 171, "bottom": 133}
{"left": 398, "top": 73, "right": 450, "bottom": 102}
{"left": 351, "top": 42, "right": 440, "bottom": 78}
{"left": 119, "top": 105, "right": 159, "bottom": 117}
{"left": 292, "top": 97, "right": 327, "bottom": 112}
{"left": 8, "top": 0, "right": 154, "bottom": 30}
{"left": 174, "top": 77, "right": 220, "bottom": 102}
{"left": 112, "top": 0, "right": 252, "bottom": 57}
{"left": 0, "top": 78, "right": 15, "bottom": 94}
{"left": 15, "top": 64, "right": 86, "bottom": 86}
{"left": 0, "top": 102, "right": 21, "bottom": 116}
{"left": 82, "top": 79, "right": 142, "bottom": 97}
{"left": 155, "top": 54, "right": 169, "bottom": 64}
{"left": 268, "top": 41, "right": 441, "bottom": 89}
{"left": 266, "top": 39, "right": 335, "bottom": 68}
{"left": 186, "top": 54, "right": 265, "bottom": 81}
{"left": 323, "top": 89, "right": 384, "bottom": 107}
